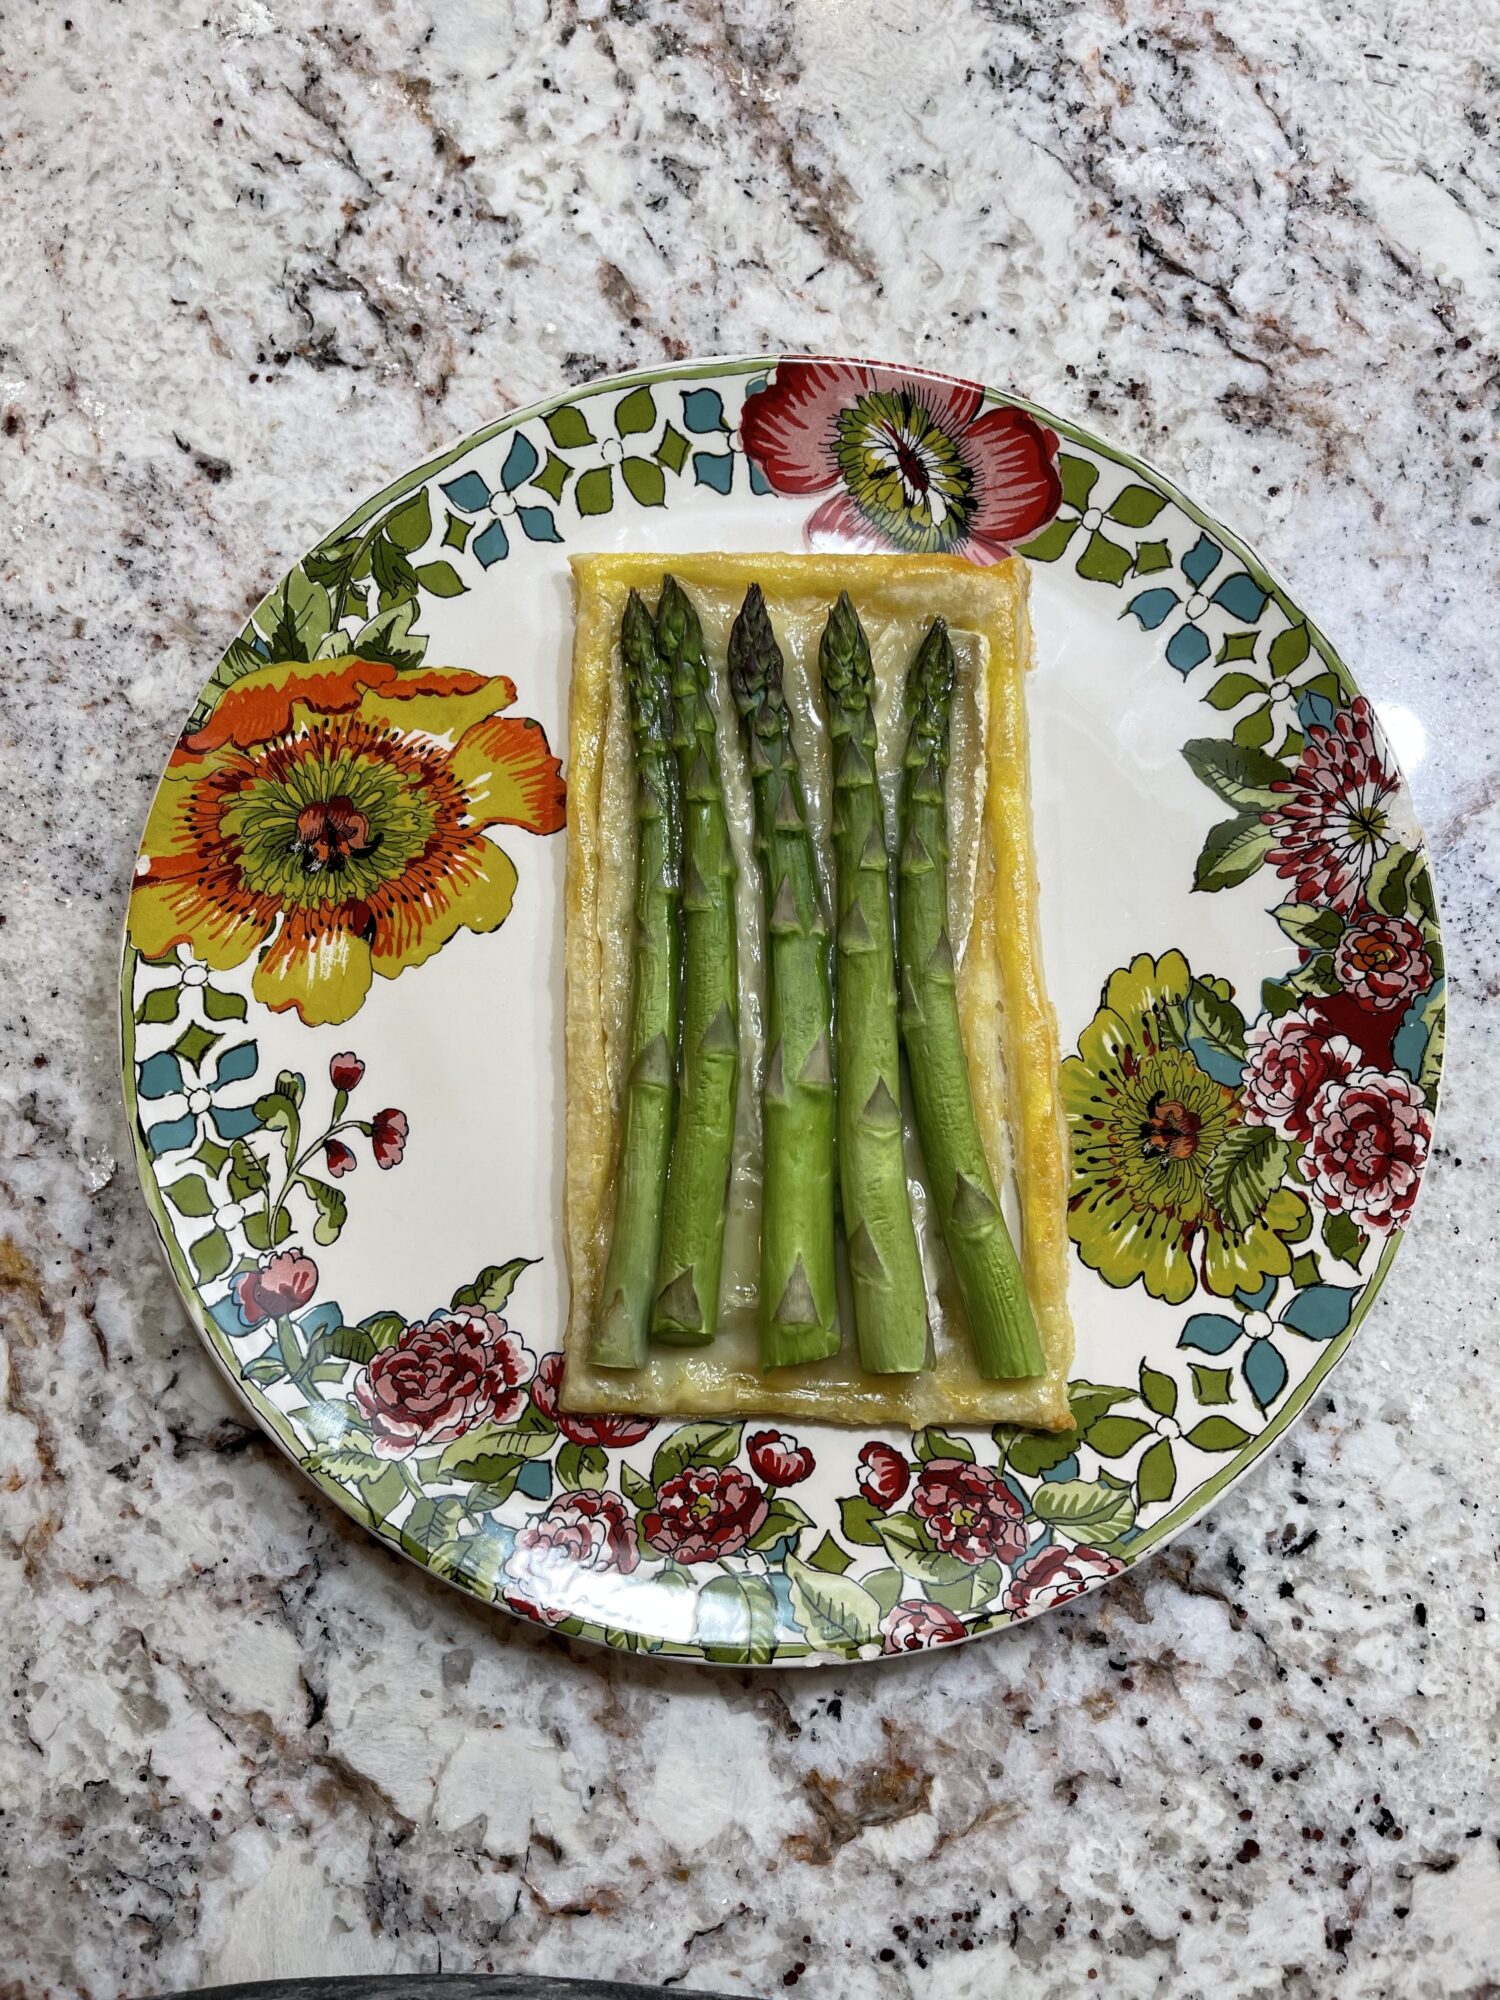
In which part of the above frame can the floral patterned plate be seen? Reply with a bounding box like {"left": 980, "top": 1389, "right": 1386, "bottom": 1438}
{"left": 121, "top": 357, "right": 1443, "bottom": 1663}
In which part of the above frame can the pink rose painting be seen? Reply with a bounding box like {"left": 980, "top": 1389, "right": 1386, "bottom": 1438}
{"left": 353, "top": 1308, "right": 534, "bottom": 1458}
{"left": 881, "top": 1600, "right": 968, "bottom": 1653}
{"left": 1298, "top": 1067, "right": 1431, "bottom": 1233}
{"left": 1242, "top": 1010, "right": 1357, "bottom": 1142}
{"left": 1002, "top": 1544, "right": 1123, "bottom": 1619}
{"left": 506, "top": 1490, "right": 640, "bottom": 1626}
{"left": 911, "top": 1460, "right": 1028, "bottom": 1566}
{"left": 641, "top": 1466, "right": 769, "bottom": 1564}
{"left": 530, "top": 1350, "right": 655, "bottom": 1448}
{"left": 232, "top": 1250, "right": 319, "bottom": 1327}
{"left": 1333, "top": 913, "right": 1433, "bottom": 1013}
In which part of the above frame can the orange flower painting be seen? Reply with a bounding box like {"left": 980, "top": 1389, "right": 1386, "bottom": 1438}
{"left": 130, "top": 657, "right": 565, "bottom": 1026}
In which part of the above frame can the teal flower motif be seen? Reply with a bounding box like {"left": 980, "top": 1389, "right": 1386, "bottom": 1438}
{"left": 681, "top": 384, "right": 771, "bottom": 495}
{"left": 1178, "top": 1272, "right": 1360, "bottom": 1414}
{"left": 137, "top": 1031, "right": 260, "bottom": 1157}
{"left": 436, "top": 384, "right": 774, "bottom": 541}
{"left": 681, "top": 387, "right": 727, "bottom": 433}
{"left": 1125, "top": 533, "right": 1270, "bottom": 673}
{"left": 440, "top": 435, "right": 562, "bottom": 566}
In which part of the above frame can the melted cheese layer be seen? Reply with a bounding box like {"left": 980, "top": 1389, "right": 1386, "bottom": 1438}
{"left": 563, "top": 552, "right": 1072, "bottom": 1431}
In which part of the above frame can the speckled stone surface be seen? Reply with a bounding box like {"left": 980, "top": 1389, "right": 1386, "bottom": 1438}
{"left": 2, "top": 3, "right": 1497, "bottom": 1996}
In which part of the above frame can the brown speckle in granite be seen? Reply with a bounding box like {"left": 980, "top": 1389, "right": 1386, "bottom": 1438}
{"left": 790, "top": 1735, "right": 933, "bottom": 1864}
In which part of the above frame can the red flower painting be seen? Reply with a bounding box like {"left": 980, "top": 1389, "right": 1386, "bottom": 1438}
{"left": 1002, "top": 1543, "right": 1123, "bottom": 1618}
{"left": 641, "top": 1466, "right": 769, "bottom": 1564}
{"left": 232, "top": 1250, "right": 319, "bottom": 1327}
{"left": 506, "top": 1490, "right": 641, "bottom": 1624}
{"left": 911, "top": 1459, "right": 1028, "bottom": 1566}
{"left": 353, "top": 1308, "right": 534, "bottom": 1457}
{"left": 1333, "top": 913, "right": 1433, "bottom": 1013}
{"left": 747, "top": 1430, "right": 815, "bottom": 1487}
{"left": 530, "top": 1350, "right": 655, "bottom": 1448}
{"left": 1241, "top": 1010, "right": 1357, "bottom": 1143}
{"left": 856, "top": 1441, "right": 912, "bottom": 1511}
{"left": 1299, "top": 1067, "right": 1431, "bottom": 1233}
{"left": 1262, "top": 697, "right": 1398, "bottom": 912}
{"left": 741, "top": 359, "right": 1061, "bottom": 564}
{"left": 881, "top": 1600, "right": 967, "bottom": 1653}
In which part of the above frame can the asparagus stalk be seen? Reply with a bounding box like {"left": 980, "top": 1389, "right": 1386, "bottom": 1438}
{"left": 728, "top": 585, "right": 839, "bottom": 1370}
{"left": 819, "top": 592, "right": 928, "bottom": 1373}
{"left": 651, "top": 575, "right": 740, "bottom": 1345}
{"left": 592, "top": 591, "right": 682, "bottom": 1369}
{"left": 897, "top": 620, "right": 1044, "bottom": 1380}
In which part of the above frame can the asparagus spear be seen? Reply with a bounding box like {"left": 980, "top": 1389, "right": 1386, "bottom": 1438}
{"left": 728, "top": 585, "right": 839, "bottom": 1370}
{"left": 898, "top": 620, "right": 1044, "bottom": 1380}
{"left": 651, "top": 576, "right": 740, "bottom": 1345}
{"left": 819, "top": 592, "right": 928, "bottom": 1374}
{"left": 592, "top": 591, "right": 682, "bottom": 1369}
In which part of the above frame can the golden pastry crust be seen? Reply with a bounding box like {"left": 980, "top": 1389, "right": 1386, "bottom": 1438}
{"left": 562, "top": 552, "right": 1073, "bottom": 1430}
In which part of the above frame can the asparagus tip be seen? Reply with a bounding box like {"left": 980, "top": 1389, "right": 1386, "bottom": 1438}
{"left": 655, "top": 572, "right": 701, "bottom": 666}
{"left": 820, "top": 588, "right": 872, "bottom": 700}
{"left": 727, "top": 580, "right": 783, "bottom": 712}
{"left": 621, "top": 585, "right": 650, "bottom": 638}
{"left": 906, "top": 618, "right": 957, "bottom": 768}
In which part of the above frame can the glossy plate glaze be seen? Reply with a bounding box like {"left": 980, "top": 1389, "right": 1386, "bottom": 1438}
{"left": 121, "top": 357, "right": 1444, "bottom": 1664}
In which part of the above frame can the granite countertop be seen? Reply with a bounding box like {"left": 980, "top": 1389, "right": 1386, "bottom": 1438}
{"left": 2, "top": 2, "right": 1497, "bottom": 1995}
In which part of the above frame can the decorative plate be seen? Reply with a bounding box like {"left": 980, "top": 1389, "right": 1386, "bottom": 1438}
{"left": 121, "top": 357, "right": 1443, "bottom": 1664}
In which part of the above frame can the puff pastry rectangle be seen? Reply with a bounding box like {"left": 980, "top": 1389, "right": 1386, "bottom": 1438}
{"left": 561, "top": 552, "right": 1073, "bottom": 1431}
